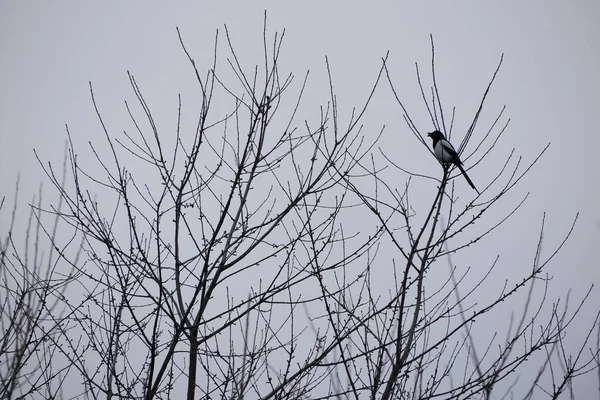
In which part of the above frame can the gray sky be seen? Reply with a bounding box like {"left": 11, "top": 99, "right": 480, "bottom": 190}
{"left": 1, "top": 1, "right": 599, "bottom": 396}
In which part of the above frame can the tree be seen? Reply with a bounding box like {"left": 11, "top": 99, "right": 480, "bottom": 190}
{"left": 1, "top": 173, "right": 81, "bottom": 399}
{"left": 3, "top": 18, "right": 599, "bottom": 399}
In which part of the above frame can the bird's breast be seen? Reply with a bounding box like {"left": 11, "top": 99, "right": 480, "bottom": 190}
{"left": 435, "top": 144, "right": 454, "bottom": 164}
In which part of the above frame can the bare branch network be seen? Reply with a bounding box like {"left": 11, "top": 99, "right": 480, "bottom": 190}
{"left": 1, "top": 19, "right": 599, "bottom": 400}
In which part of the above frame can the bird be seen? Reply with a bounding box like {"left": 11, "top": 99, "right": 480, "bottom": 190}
{"left": 427, "top": 130, "right": 479, "bottom": 194}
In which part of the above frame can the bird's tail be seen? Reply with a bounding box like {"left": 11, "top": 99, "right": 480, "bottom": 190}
{"left": 456, "top": 164, "right": 480, "bottom": 195}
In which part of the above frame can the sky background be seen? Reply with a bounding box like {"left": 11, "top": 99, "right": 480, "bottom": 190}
{"left": 1, "top": 1, "right": 599, "bottom": 397}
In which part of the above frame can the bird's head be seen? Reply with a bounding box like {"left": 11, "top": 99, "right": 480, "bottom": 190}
{"left": 427, "top": 130, "right": 445, "bottom": 141}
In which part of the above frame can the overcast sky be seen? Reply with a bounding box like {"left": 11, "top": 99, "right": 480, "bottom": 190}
{"left": 1, "top": 1, "right": 599, "bottom": 396}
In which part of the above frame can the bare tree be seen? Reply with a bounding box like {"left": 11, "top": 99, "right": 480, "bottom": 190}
{"left": 6, "top": 18, "right": 599, "bottom": 400}
{"left": 321, "top": 42, "right": 600, "bottom": 399}
{"left": 0, "top": 172, "right": 80, "bottom": 399}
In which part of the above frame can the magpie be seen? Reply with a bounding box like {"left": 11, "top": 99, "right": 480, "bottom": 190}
{"left": 427, "top": 130, "right": 479, "bottom": 194}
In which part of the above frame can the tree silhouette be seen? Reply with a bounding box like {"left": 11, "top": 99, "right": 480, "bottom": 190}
{"left": 2, "top": 17, "right": 599, "bottom": 400}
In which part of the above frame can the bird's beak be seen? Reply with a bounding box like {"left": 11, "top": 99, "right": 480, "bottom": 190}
{"left": 427, "top": 132, "right": 432, "bottom": 137}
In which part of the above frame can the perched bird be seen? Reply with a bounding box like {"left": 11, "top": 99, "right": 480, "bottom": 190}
{"left": 427, "top": 130, "right": 479, "bottom": 194}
